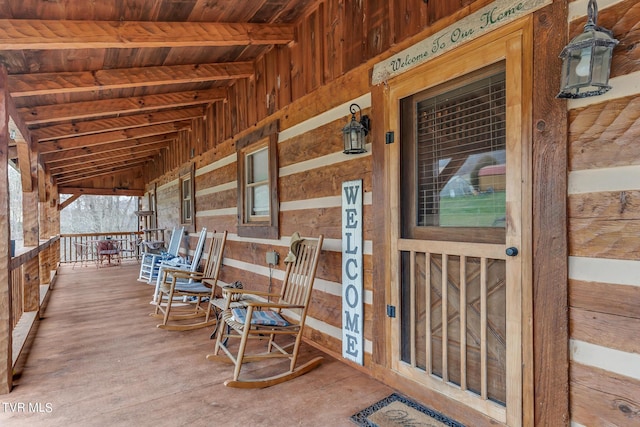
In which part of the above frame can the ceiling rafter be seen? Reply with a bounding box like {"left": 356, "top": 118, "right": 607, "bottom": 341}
{"left": 50, "top": 150, "right": 161, "bottom": 176}
{"left": 41, "top": 135, "right": 175, "bottom": 163}
{"left": 48, "top": 142, "right": 171, "bottom": 170}
{"left": 9, "top": 62, "right": 254, "bottom": 97}
{"left": 55, "top": 159, "right": 150, "bottom": 186}
{"left": 30, "top": 106, "right": 206, "bottom": 142}
{"left": 20, "top": 87, "right": 227, "bottom": 125}
{"left": 37, "top": 121, "right": 190, "bottom": 153}
{"left": 0, "top": 19, "right": 295, "bottom": 50}
{"left": 52, "top": 155, "right": 157, "bottom": 179}
{"left": 57, "top": 187, "right": 145, "bottom": 197}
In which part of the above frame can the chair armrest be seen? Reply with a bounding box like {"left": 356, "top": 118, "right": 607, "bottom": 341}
{"left": 223, "top": 288, "right": 280, "bottom": 299}
{"left": 169, "top": 270, "right": 204, "bottom": 280}
{"left": 245, "top": 301, "right": 305, "bottom": 310}
{"left": 157, "top": 258, "right": 188, "bottom": 268}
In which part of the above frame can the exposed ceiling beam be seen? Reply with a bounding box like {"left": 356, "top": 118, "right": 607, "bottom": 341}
{"left": 0, "top": 20, "right": 295, "bottom": 50}
{"left": 10, "top": 62, "right": 254, "bottom": 97}
{"left": 55, "top": 159, "right": 149, "bottom": 185}
{"left": 40, "top": 135, "right": 174, "bottom": 163}
{"left": 53, "top": 157, "right": 154, "bottom": 181}
{"left": 30, "top": 106, "right": 205, "bottom": 142}
{"left": 37, "top": 122, "right": 189, "bottom": 153}
{"left": 49, "top": 148, "right": 162, "bottom": 175}
{"left": 57, "top": 194, "right": 81, "bottom": 211}
{"left": 20, "top": 87, "right": 226, "bottom": 125}
{"left": 7, "top": 101, "right": 31, "bottom": 146}
{"left": 15, "top": 141, "right": 33, "bottom": 192}
{"left": 58, "top": 187, "right": 145, "bottom": 197}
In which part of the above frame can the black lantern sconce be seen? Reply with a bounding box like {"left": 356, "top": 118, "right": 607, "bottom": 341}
{"left": 557, "top": 0, "right": 618, "bottom": 99}
{"left": 342, "top": 103, "right": 370, "bottom": 154}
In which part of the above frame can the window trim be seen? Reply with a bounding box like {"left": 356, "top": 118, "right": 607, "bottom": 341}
{"left": 400, "top": 63, "right": 507, "bottom": 244}
{"left": 237, "top": 122, "right": 279, "bottom": 239}
{"left": 179, "top": 163, "right": 195, "bottom": 232}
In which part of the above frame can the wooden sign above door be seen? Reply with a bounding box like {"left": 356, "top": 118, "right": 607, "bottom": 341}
{"left": 371, "top": 0, "right": 552, "bottom": 85}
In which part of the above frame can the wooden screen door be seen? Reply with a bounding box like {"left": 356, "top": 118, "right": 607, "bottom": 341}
{"left": 386, "top": 24, "right": 531, "bottom": 426}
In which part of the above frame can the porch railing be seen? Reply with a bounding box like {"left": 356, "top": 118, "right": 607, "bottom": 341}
{"left": 59, "top": 232, "right": 144, "bottom": 266}
{"left": 10, "top": 236, "right": 60, "bottom": 367}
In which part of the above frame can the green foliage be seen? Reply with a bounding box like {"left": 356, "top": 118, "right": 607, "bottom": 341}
{"left": 439, "top": 191, "right": 506, "bottom": 227}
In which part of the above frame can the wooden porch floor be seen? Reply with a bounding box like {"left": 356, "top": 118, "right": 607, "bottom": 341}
{"left": 2, "top": 263, "right": 392, "bottom": 427}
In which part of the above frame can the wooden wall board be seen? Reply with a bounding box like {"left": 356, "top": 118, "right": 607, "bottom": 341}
{"left": 278, "top": 157, "right": 372, "bottom": 202}
{"left": 276, "top": 45, "right": 292, "bottom": 110}
{"left": 277, "top": 120, "right": 343, "bottom": 168}
{"left": 571, "top": 307, "right": 640, "bottom": 354}
{"left": 342, "top": 0, "right": 365, "bottom": 72}
{"left": 195, "top": 215, "right": 237, "bottom": 236}
{"left": 569, "top": 95, "right": 640, "bottom": 171}
{"left": 569, "top": 191, "right": 640, "bottom": 221}
{"left": 570, "top": 362, "right": 640, "bottom": 427}
{"left": 303, "top": 6, "right": 324, "bottom": 94}
{"left": 279, "top": 206, "right": 372, "bottom": 240}
{"left": 569, "top": 216, "right": 640, "bottom": 259}
{"left": 364, "top": 0, "right": 391, "bottom": 59}
{"left": 255, "top": 55, "right": 269, "bottom": 125}
{"left": 569, "top": 279, "right": 640, "bottom": 319}
{"left": 196, "top": 189, "right": 236, "bottom": 213}
{"left": 195, "top": 164, "right": 236, "bottom": 192}
{"left": 392, "top": 0, "right": 428, "bottom": 42}
{"left": 264, "top": 49, "right": 280, "bottom": 116}
{"left": 323, "top": 0, "right": 344, "bottom": 83}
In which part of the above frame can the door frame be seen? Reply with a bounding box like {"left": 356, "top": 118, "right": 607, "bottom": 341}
{"left": 382, "top": 18, "right": 534, "bottom": 426}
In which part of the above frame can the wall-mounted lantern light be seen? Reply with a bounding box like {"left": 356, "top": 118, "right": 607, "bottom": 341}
{"left": 342, "top": 103, "right": 370, "bottom": 154}
{"left": 557, "top": 0, "right": 618, "bottom": 99}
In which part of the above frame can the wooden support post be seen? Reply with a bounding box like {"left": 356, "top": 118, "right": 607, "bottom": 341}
{"left": 532, "top": 2, "right": 569, "bottom": 426}
{"left": 39, "top": 181, "right": 57, "bottom": 286}
{"left": 22, "top": 148, "right": 40, "bottom": 312}
{"left": 0, "top": 64, "right": 13, "bottom": 394}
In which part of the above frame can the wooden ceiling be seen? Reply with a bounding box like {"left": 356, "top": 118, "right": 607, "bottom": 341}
{"left": 0, "top": 0, "right": 315, "bottom": 195}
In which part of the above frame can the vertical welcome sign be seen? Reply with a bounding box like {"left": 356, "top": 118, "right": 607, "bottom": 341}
{"left": 342, "top": 179, "right": 364, "bottom": 365}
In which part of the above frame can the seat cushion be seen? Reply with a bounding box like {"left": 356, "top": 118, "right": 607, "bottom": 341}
{"left": 231, "top": 308, "right": 290, "bottom": 327}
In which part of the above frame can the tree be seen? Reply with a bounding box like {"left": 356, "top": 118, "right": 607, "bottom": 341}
{"left": 60, "top": 195, "right": 139, "bottom": 233}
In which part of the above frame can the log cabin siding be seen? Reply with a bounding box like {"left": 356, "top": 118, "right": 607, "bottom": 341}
{"left": 154, "top": 93, "right": 375, "bottom": 359}
{"left": 136, "top": 0, "right": 638, "bottom": 425}
{"left": 567, "top": 0, "right": 640, "bottom": 426}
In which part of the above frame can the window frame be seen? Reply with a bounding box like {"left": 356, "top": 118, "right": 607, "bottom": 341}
{"left": 400, "top": 63, "right": 507, "bottom": 245}
{"left": 236, "top": 122, "right": 279, "bottom": 239}
{"left": 179, "top": 163, "right": 195, "bottom": 232}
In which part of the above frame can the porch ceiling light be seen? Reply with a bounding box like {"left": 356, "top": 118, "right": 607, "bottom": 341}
{"left": 557, "top": 0, "right": 618, "bottom": 99}
{"left": 342, "top": 103, "right": 370, "bottom": 154}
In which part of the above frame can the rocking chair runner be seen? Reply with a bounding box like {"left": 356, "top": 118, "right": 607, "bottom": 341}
{"left": 206, "top": 234, "right": 324, "bottom": 388}
{"left": 152, "top": 230, "right": 228, "bottom": 331}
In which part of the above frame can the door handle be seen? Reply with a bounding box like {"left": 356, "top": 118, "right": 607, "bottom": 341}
{"left": 506, "top": 247, "right": 519, "bottom": 257}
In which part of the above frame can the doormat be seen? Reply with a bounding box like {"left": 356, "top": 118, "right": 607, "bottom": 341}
{"left": 351, "top": 393, "right": 466, "bottom": 427}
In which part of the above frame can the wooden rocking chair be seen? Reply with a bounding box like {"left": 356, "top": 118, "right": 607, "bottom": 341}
{"left": 206, "top": 234, "right": 324, "bottom": 388}
{"left": 152, "top": 227, "right": 207, "bottom": 303}
{"left": 138, "top": 226, "right": 184, "bottom": 283}
{"left": 151, "top": 230, "right": 226, "bottom": 331}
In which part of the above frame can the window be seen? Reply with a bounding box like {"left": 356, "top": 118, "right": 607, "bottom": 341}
{"left": 246, "top": 146, "right": 270, "bottom": 220}
{"left": 179, "top": 164, "right": 195, "bottom": 230}
{"left": 401, "top": 64, "right": 506, "bottom": 244}
{"left": 237, "top": 122, "right": 279, "bottom": 239}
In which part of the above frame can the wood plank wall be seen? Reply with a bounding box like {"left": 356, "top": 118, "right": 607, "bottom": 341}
{"left": 566, "top": 0, "right": 640, "bottom": 426}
